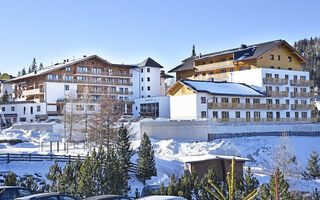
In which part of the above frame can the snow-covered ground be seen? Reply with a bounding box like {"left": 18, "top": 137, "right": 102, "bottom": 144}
{"left": 0, "top": 121, "right": 320, "bottom": 195}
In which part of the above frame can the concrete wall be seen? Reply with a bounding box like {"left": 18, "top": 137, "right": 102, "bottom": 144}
{"left": 141, "top": 120, "right": 320, "bottom": 141}
{"left": 170, "top": 94, "right": 198, "bottom": 120}
{"left": 133, "top": 96, "right": 170, "bottom": 118}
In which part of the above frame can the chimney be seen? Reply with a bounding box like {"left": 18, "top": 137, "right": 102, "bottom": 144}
{"left": 83, "top": 55, "right": 87, "bottom": 58}
{"left": 241, "top": 44, "right": 247, "bottom": 49}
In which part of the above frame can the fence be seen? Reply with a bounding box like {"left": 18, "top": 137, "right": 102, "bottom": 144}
{"left": 39, "top": 141, "right": 87, "bottom": 153}
{"left": 0, "top": 153, "right": 85, "bottom": 163}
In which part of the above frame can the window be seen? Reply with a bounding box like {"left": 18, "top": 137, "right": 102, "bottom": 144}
{"left": 141, "top": 77, "right": 144, "bottom": 82}
{"left": 295, "top": 112, "right": 299, "bottom": 119}
{"left": 23, "top": 107, "right": 26, "bottom": 115}
{"left": 288, "top": 56, "right": 292, "bottom": 62}
{"left": 11, "top": 106, "right": 15, "bottom": 111}
{"left": 63, "top": 75, "right": 73, "bottom": 80}
{"left": 293, "top": 75, "right": 297, "bottom": 80}
{"left": 30, "top": 107, "right": 33, "bottom": 115}
{"left": 267, "top": 112, "right": 273, "bottom": 119}
{"left": 118, "top": 69, "right": 122, "bottom": 74}
{"left": 301, "top": 100, "right": 307, "bottom": 105}
{"left": 246, "top": 112, "right": 250, "bottom": 119}
{"left": 286, "top": 99, "right": 290, "bottom": 105}
{"left": 201, "top": 111, "right": 207, "bottom": 118}
{"left": 209, "top": 72, "right": 214, "bottom": 75}
{"left": 288, "top": 68, "right": 292, "bottom": 70}
{"left": 253, "top": 99, "right": 260, "bottom": 104}
{"left": 232, "top": 98, "right": 240, "bottom": 104}
{"left": 37, "top": 106, "right": 41, "bottom": 112}
{"left": 77, "top": 76, "right": 88, "bottom": 81}
{"left": 141, "top": 68, "right": 143, "bottom": 73}
{"left": 278, "top": 55, "right": 280, "bottom": 60}
{"left": 270, "top": 66, "right": 274, "bottom": 69}
{"left": 245, "top": 98, "right": 250, "bottom": 104}
{"left": 212, "top": 111, "right": 218, "bottom": 118}
{"left": 109, "top": 69, "right": 113, "bottom": 74}
{"left": 141, "top": 86, "right": 144, "bottom": 91}
{"left": 236, "top": 111, "right": 240, "bottom": 118}
{"left": 254, "top": 112, "right": 260, "bottom": 119}
{"left": 47, "top": 74, "right": 59, "bottom": 80}
{"left": 65, "top": 85, "right": 69, "bottom": 91}
{"left": 147, "top": 86, "right": 150, "bottom": 91}
{"left": 222, "top": 111, "right": 229, "bottom": 119}
{"left": 276, "top": 112, "right": 280, "bottom": 119}
{"left": 240, "top": 67, "right": 244, "bottom": 71}
{"left": 201, "top": 97, "right": 206, "bottom": 104}
{"left": 270, "top": 54, "right": 274, "bottom": 60}
{"left": 266, "top": 99, "right": 273, "bottom": 104}
{"left": 77, "top": 66, "right": 88, "bottom": 72}
{"left": 65, "top": 67, "right": 71, "bottom": 71}
{"left": 147, "top": 68, "right": 150, "bottom": 72}
{"left": 92, "top": 77, "right": 101, "bottom": 82}
{"left": 106, "top": 78, "right": 114, "bottom": 82}
{"left": 275, "top": 99, "right": 280, "bottom": 104}
{"left": 76, "top": 105, "right": 84, "bottom": 111}
{"left": 92, "top": 68, "right": 102, "bottom": 74}
{"left": 302, "top": 112, "right": 307, "bottom": 118}
{"left": 221, "top": 98, "right": 229, "bottom": 103}
{"left": 202, "top": 73, "right": 206, "bottom": 76}
{"left": 147, "top": 77, "right": 150, "bottom": 82}
{"left": 286, "top": 112, "right": 290, "bottom": 118}
{"left": 202, "top": 62, "right": 206, "bottom": 65}
{"left": 285, "top": 75, "right": 289, "bottom": 80}
{"left": 275, "top": 74, "right": 279, "bottom": 79}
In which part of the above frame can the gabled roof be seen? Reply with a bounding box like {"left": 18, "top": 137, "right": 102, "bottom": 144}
{"left": 181, "top": 154, "right": 250, "bottom": 163}
{"left": 139, "top": 57, "right": 164, "bottom": 68}
{"left": 9, "top": 55, "right": 137, "bottom": 82}
{"left": 167, "top": 80, "right": 268, "bottom": 97}
{"left": 168, "top": 56, "right": 195, "bottom": 73}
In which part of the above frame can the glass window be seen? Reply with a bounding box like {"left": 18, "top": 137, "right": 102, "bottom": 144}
{"left": 286, "top": 112, "right": 290, "bottom": 118}
{"left": 278, "top": 55, "right": 280, "bottom": 60}
{"left": 246, "top": 112, "right": 250, "bottom": 119}
{"left": 64, "top": 85, "right": 69, "bottom": 91}
{"left": 288, "top": 56, "right": 292, "bottom": 62}
{"left": 212, "top": 111, "right": 218, "bottom": 118}
{"left": 254, "top": 112, "right": 260, "bottom": 119}
{"left": 235, "top": 111, "right": 240, "bottom": 118}
{"left": 201, "top": 111, "right": 206, "bottom": 118}
{"left": 267, "top": 112, "right": 273, "bottom": 119}
{"left": 11, "top": 106, "right": 15, "bottom": 111}
{"left": 270, "top": 54, "right": 274, "bottom": 60}
{"left": 147, "top": 77, "right": 150, "bottom": 82}
{"left": 37, "top": 106, "right": 41, "bottom": 112}
{"left": 222, "top": 111, "right": 229, "bottom": 119}
{"left": 201, "top": 97, "right": 206, "bottom": 104}
{"left": 245, "top": 98, "right": 250, "bottom": 104}
{"left": 221, "top": 98, "right": 229, "bottom": 103}
{"left": 65, "top": 67, "right": 71, "bottom": 71}
{"left": 147, "top": 68, "right": 150, "bottom": 72}
{"left": 147, "top": 86, "right": 150, "bottom": 91}
{"left": 1, "top": 189, "right": 19, "bottom": 200}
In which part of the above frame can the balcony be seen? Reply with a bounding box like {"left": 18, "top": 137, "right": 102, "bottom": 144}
{"left": 22, "top": 88, "right": 42, "bottom": 96}
{"left": 290, "top": 79, "right": 314, "bottom": 86}
{"left": 46, "top": 78, "right": 133, "bottom": 86}
{"left": 214, "top": 118, "right": 315, "bottom": 123}
{"left": 76, "top": 70, "right": 133, "bottom": 77}
{"left": 291, "top": 104, "right": 314, "bottom": 110}
{"left": 208, "top": 102, "right": 288, "bottom": 110}
{"left": 77, "top": 90, "right": 133, "bottom": 95}
{"left": 195, "top": 60, "right": 235, "bottom": 72}
{"left": 266, "top": 90, "right": 289, "bottom": 97}
{"left": 290, "top": 92, "right": 313, "bottom": 98}
{"left": 263, "top": 78, "right": 288, "bottom": 85}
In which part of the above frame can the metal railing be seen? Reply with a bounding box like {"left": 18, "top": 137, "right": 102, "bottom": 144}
{"left": 213, "top": 118, "right": 317, "bottom": 123}
{"left": 266, "top": 90, "right": 288, "bottom": 97}
{"left": 290, "top": 92, "right": 313, "bottom": 98}
{"left": 263, "top": 78, "right": 288, "bottom": 85}
{"left": 208, "top": 102, "right": 289, "bottom": 110}
{"left": 290, "top": 79, "right": 314, "bottom": 86}
{"left": 291, "top": 104, "right": 314, "bottom": 110}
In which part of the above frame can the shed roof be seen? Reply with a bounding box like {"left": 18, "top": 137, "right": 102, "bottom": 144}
{"left": 181, "top": 154, "right": 250, "bottom": 163}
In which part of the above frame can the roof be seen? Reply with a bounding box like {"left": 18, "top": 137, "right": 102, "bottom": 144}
{"left": 139, "top": 57, "right": 164, "bottom": 68}
{"left": 168, "top": 39, "right": 309, "bottom": 72}
{"left": 161, "top": 73, "right": 174, "bottom": 78}
{"left": 9, "top": 55, "right": 137, "bottom": 82}
{"left": 168, "top": 56, "right": 195, "bottom": 73}
{"left": 181, "top": 154, "right": 250, "bottom": 163}
{"left": 177, "top": 80, "right": 268, "bottom": 97}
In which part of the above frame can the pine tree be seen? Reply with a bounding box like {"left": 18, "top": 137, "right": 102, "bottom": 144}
{"left": 136, "top": 133, "right": 157, "bottom": 185}
{"left": 192, "top": 45, "right": 196, "bottom": 57}
{"left": 17, "top": 71, "right": 21, "bottom": 77}
{"left": 103, "top": 146, "right": 121, "bottom": 195}
{"left": 25, "top": 175, "right": 39, "bottom": 192}
{"left": 269, "top": 168, "right": 290, "bottom": 200}
{"left": 242, "top": 167, "right": 259, "bottom": 197}
{"left": 39, "top": 62, "right": 44, "bottom": 70}
{"left": 159, "top": 183, "right": 167, "bottom": 195}
{"left": 199, "top": 168, "right": 220, "bottom": 200}
{"left": 22, "top": 67, "right": 26, "bottom": 75}
{"left": 77, "top": 154, "right": 95, "bottom": 198}
{"left": 58, "top": 160, "right": 74, "bottom": 193}
{"left": 70, "top": 155, "right": 83, "bottom": 196}
{"left": 28, "top": 66, "right": 32, "bottom": 73}
{"left": 31, "top": 58, "right": 37, "bottom": 72}
{"left": 260, "top": 185, "right": 271, "bottom": 200}
{"left": 116, "top": 125, "right": 133, "bottom": 196}
{"left": 46, "top": 161, "right": 62, "bottom": 192}
{"left": 4, "top": 172, "right": 18, "bottom": 186}
{"left": 167, "top": 174, "right": 177, "bottom": 196}
{"left": 205, "top": 157, "right": 262, "bottom": 200}
{"left": 303, "top": 150, "right": 320, "bottom": 179}
{"left": 1, "top": 90, "right": 9, "bottom": 103}
{"left": 312, "top": 188, "right": 320, "bottom": 200}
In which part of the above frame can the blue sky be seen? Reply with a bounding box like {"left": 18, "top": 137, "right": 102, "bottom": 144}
{"left": 0, "top": 0, "right": 319, "bottom": 76}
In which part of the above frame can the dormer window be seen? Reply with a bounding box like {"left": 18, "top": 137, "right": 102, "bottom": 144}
{"left": 270, "top": 54, "right": 274, "bottom": 60}
{"left": 65, "top": 67, "right": 71, "bottom": 71}
{"left": 288, "top": 56, "right": 292, "bottom": 62}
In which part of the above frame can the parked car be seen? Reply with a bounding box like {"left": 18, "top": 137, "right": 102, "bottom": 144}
{"left": 140, "top": 185, "right": 168, "bottom": 197}
{"left": 15, "top": 193, "right": 78, "bottom": 200}
{"left": 0, "top": 186, "right": 33, "bottom": 200}
{"left": 137, "top": 196, "right": 186, "bottom": 200}
{"left": 84, "top": 195, "right": 133, "bottom": 200}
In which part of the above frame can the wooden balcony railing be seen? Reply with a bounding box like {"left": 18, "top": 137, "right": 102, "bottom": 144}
{"left": 195, "top": 60, "right": 235, "bottom": 72}
{"left": 214, "top": 118, "right": 316, "bottom": 123}
{"left": 266, "top": 90, "right": 288, "bottom": 97}
{"left": 290, "top": 79, "right": 314, "bottom": 86}
{"left": 290, "top": 92, "right": 313, "bottom": 98}
{"left": 46, "top": 78, "right": 133, "bottom": 86}
{"left": 76, "top": 71, "right": 133, "bottom": 77}
{"left": 291, "top": 104, "right": 314, "bottom": 110}
{"left": 263, "top": 78, "right": 288, "bottom": 85}
{"left": 208, "top": 102, "right": 289, "bottom": 110}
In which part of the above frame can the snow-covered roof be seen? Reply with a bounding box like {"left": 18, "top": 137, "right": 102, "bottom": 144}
{"left": 181, "top": 154, "right": 250, "bottom": 163}
{"left": 181, "top": 80, "right": 268, "bottom": 97}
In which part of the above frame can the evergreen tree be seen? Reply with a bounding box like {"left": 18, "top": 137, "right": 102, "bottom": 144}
{"left": 260, "top": 185, "right": 271, "bottom": 200}
{"left": 1, "top": 90, "right": 9, "bottom": 103}
{"left": 22, "top": 67, "right": 26, "bottom": 75}
{"left": 46, "top": 161, "right": 62, "bottom": 192}
{"left": 312, "top": 188, "right": 320, "bottom": 200}
{"left": 303, "top": 150, "right": 320, "bottom": 179}
{"left": 266, "top": 168, "right": 290, "bottom": 200}
{"left": 25, "top": 175, "right": 39, "bottom": 192}
{"left": 77, "top": 154, "right": 95, "bottom": 198}
{"left": 136, "top": 133, "right": 157, "bottom": 185}
{"left": 242, "top": 167, "right": 259, "bottom": 197}
{"left": 58, "top": 160, "right": 74, "bottom": 193}
{"left": 28, "top": 66, "right": 32, "bottom": 73}
{"left": 4, "top": 172, "right": 18, "bottom": 186}
{"left": 192, "top": 45, "right": 196, "bottom": 57}
{"left": 103, "top": 146, "right": 121, "bottom": 195}
{"left": 39, "top": 62, "right": 44, "bottom": 70}
{"left": 199, "top": 168, "right": 220, "bottom": 200}
{"left": 17, "top": 71, "right": 21, "bottom": 77}
{"left": 116, "top": 125, "right": 133, "bottom": 195}
{"left": 159, "top": 183, "right": 167, "bottom": 195}
{"left": 167, "top": 174, "right": 177, "bottom": 196}
{"left": 70, "top": 156, "right": 83, "bottom": 196}
{"left": 31, "top": 58, "right": 37, "bottom": 72}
